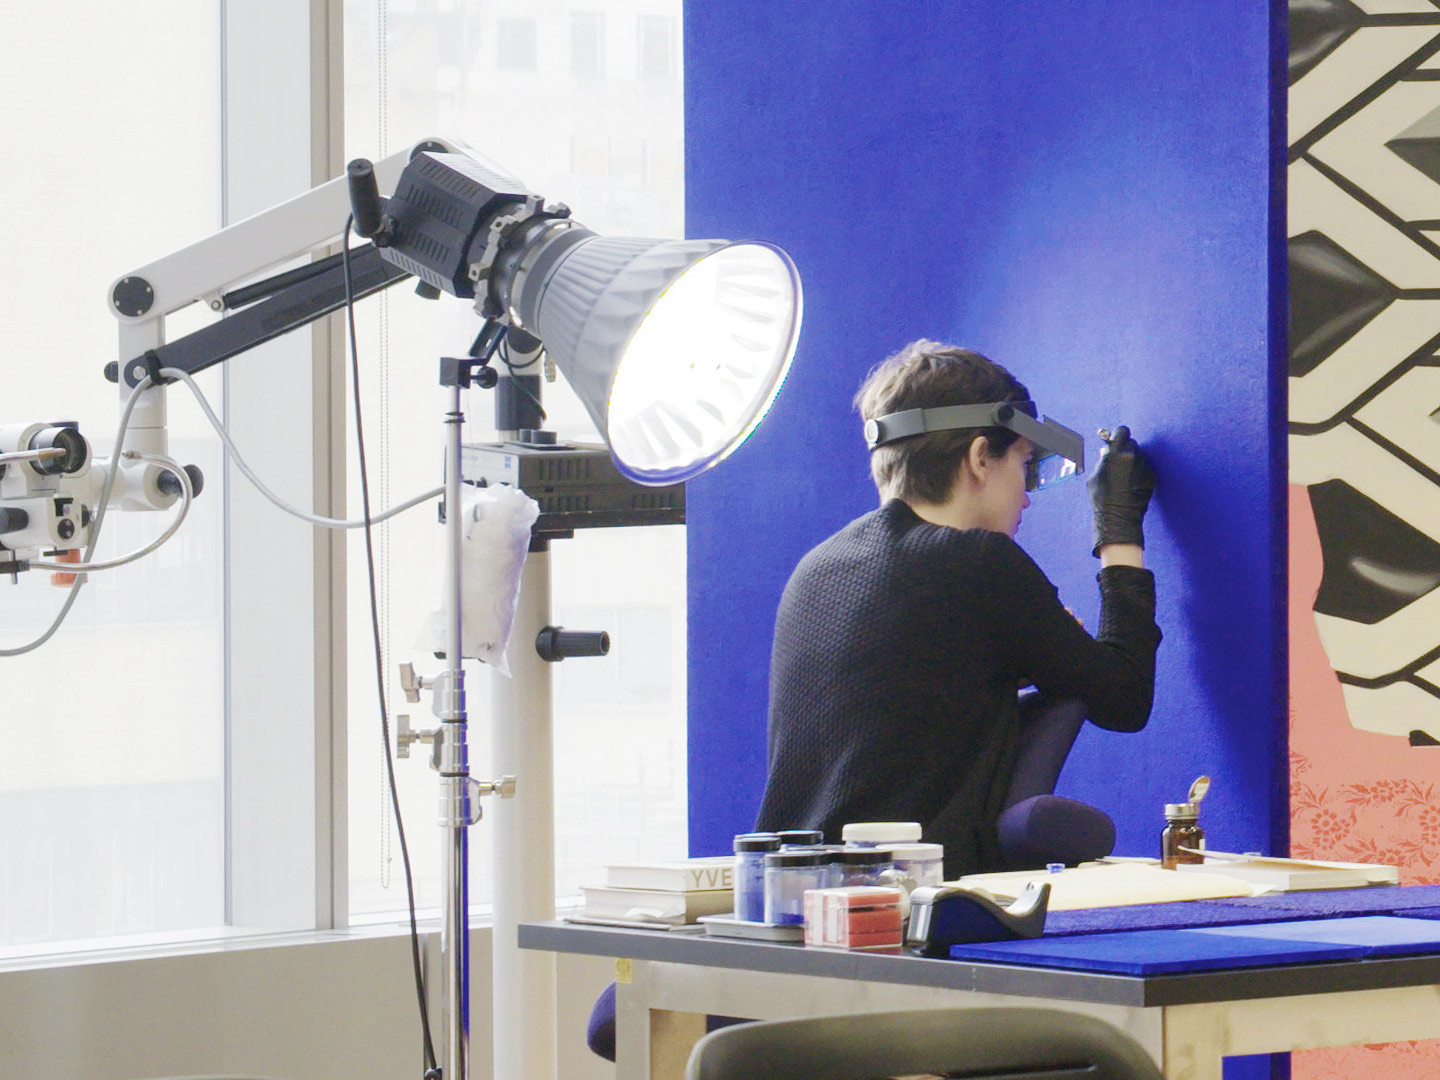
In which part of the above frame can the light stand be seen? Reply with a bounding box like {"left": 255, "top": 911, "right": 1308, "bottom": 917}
{"left": 439, "top": 364, "right": 472, "bottom": 1080}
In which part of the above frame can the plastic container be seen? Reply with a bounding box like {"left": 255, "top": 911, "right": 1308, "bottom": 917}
{"left": 764, "top": 850, "right": 836, "bottom": 925}
{"left": 1160, "top": 803, "right": 1205, "bottom": 870}
{"left": 803, "top": 886, "right": 904, "bottom": 950}
{"left": 841, "top": 821, "right": 923, "bottom": 847}
{"left": 881, "top": 842, "right": 944, "bottom": 888}
{"left": 776, "top": 829, "right": 824, "bottom": 848}
{"left": 733, "top": 833, "right": 781, "bottom": 922}
{"left": 835, "top": 848, "right": 894, "bottom": 887}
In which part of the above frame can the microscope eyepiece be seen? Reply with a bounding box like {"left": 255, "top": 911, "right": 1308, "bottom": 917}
{"left": 28, "top": 425, "right": 88, "bottom": 476}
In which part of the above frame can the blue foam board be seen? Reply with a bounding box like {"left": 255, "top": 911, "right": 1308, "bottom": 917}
{"left": 1193, "top": 916, "right": 1440, "bottom": 957}
{"left": 951, "top": 928, "right": 1366, "bottom": 974}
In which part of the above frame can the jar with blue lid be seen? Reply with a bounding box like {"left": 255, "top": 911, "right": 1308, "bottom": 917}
{"left": 733, "top": 832, "right": 780, "bottom": 922}
{"left": 763, "top": 850, "right": 835, "bottom": 925}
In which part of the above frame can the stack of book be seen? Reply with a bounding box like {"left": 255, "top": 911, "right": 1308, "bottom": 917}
{"left": 573, "top": 856, "right": 734, "bottom": 928}
{"left": 1175, "top": 851, "right": 1399, "bottom": 891}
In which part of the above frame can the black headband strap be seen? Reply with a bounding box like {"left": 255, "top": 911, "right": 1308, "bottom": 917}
{"left": 863, "top": 400, "right": 1084, "bottom": 472}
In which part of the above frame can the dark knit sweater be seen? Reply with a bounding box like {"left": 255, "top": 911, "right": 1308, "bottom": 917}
{"left": 754, "top": 500, "right": 1161, "bottom": 879}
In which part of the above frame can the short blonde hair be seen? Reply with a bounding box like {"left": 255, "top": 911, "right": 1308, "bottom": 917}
{"left": 854, "top": 340, "right": 1029, "bottom": 503}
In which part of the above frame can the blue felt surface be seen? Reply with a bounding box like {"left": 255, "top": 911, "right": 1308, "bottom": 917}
{"left": 951, "top": 929, "right": 1364, "bottom": 975}
{"left": 1043, "top": 886, "right": 1440, "bottom": 936}
{"left": 1192, "top": 916, "right": 1440, "bottom": 957}
{"left": 1219, "top": 885, "right": 1440, "bottom": 916}
{"left": 1044, "top": 900, "right": 1296, "bottom": 936}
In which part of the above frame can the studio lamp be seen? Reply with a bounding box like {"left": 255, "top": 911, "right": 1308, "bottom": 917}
{"left": 351, "top": 146, "right": 803, "bottom": 484}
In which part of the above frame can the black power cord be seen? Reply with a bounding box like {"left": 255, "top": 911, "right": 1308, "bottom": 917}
{"left": 497, "top": 337, "right": 547, "bottom": 423}
{"left": 341, "top": 215, "right": 440, "bottom": 1078}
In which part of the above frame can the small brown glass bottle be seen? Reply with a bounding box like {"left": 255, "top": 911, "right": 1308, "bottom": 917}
{"left": 1160, "top": 803, "right": 1205, "bottom": 870}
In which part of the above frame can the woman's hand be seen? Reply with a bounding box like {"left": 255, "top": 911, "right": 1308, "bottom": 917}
{"left": 1087, "top": 426, "right": 1155, "bottom": 558}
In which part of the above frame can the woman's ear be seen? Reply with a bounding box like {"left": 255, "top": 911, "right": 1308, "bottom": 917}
{"left": 965, "top": 436, "right": 992, "bottom": 485}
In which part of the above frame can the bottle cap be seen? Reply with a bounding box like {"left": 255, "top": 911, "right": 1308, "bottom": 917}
{"left": 841, "top": 821, "right": 922, "bottom": 844}
{"left": 1164, "top": 803, "right": 1199, "bottom": 819}
{"left": 764, "top": 850, "right": 832, "bottom": 868}
{"left": 776, "top": 829, "right": 824, "bottom": 847}
{"left": 1046, "top": 862, "right": 1065, "bottom": 873}
{"left": 880, "top": 842, "right": 944, "bottom": 862}
{"left": 837, "top": 848, "right": 893, "bottom": 866}
{"left": 734, "top": 832, "right": 782, "bottom": 852}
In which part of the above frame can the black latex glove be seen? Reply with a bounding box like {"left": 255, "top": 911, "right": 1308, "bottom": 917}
{"left": 1087, "top": 425, "right": 1155, "bottom": 557}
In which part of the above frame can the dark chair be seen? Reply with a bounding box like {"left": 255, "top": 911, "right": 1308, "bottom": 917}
{"left": 684, "top": 1006, "right": 1162, "bottom": 1080}
{"left": 997, "top": 690, "right": 1116, "bottom": 869}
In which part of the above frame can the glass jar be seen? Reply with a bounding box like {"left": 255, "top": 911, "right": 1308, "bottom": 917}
{"left": 763, "top": 850, "right": 835, "bottom": 924}
{"left": 1160, "top": 803, "right": 1205, "bottom": 870}
{"left": 881, "top": 842, "right": 944, "bottom": 889}
{"left": 733, "top": 832, "right": 781, "bottom": 921}
{"left": 835, "top": 847, "right": 894, "bottom": 887}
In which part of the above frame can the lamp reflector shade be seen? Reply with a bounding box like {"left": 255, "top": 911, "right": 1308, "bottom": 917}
{"left": 520, "top": 236, "right": 801, "bottom": 485}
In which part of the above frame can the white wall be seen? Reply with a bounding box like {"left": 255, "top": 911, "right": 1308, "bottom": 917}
{"left": 0, "top": 929, "right": 616, "bottom": 1080}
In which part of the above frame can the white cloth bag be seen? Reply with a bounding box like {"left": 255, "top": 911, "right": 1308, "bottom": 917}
{"left": 418, "top": 484, "right": 539, "bottom": 676}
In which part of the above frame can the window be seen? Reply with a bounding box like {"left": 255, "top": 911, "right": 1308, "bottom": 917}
{"left": 637, "top": 15, "right": 676, "bottom": 81}
{"left": 497, "top": 17, "right": 538, "bottom": 73}
{"left": 572, "top": 12, "right": 606, "bottom": 80}
{"left": 0, "top": 4, "right": 224, "bottom": 948}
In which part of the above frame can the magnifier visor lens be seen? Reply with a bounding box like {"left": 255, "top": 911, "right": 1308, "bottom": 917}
{"left": 1027, "top": 453, "right": 1080, "bottom": 492}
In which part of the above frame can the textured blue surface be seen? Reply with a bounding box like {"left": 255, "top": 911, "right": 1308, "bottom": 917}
{"left": 951, "top": 928, "right": 1363, "bottom": 974}
{"left": 683, "top": 3, "right": 1283, "bottom": 866}
{"left": 1044, "top": 886, "right": 1440, "bottom": 935}
{"left": 1044, "top": 900, "right": 1294, "bottom": 937}
{"left": 1221, "top": 884, "right": 1440, "bottom": 916}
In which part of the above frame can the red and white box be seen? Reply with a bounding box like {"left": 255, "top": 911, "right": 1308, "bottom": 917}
{"left": 802, "top": 886, "right": 904, "bottom": 950}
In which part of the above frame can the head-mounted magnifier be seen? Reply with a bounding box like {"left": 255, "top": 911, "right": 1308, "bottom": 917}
{"left": 863, "top": 400, "right": 1085, "bottom": 492}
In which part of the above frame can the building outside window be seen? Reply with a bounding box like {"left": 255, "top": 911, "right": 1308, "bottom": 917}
{"left": 571, "top": 11, "right": 606, "bottom": 80}
{"left": 497, "top": 17, "right": 539, "bottom": 73}
{"left": 637, "top": 14, "right": 675, "bottom": 81}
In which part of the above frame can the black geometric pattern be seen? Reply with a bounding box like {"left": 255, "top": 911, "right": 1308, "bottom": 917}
{"left": 1291, "top": 0, "right": 1440, "bottom": 739}
{"left": 1310, "top": 478, "right": 1440, "bottom": 624}
{"left": 1290, "top": 0, "right": 1366, "bottom": 85}
{"left": 1289, "top": 231, "right": 1395, "bottom": 378}
{"left": 1387, "top": 102, "right": 1440, "bottom": 187}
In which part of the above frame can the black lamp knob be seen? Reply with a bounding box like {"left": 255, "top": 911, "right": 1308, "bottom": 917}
{"left": 536, "top": 627, "right": 610, "bottom": 662}
{"left": 157, "top": 464, "right": 205, "bottom": 498}
{"left": 347, "top": 158, "right": 388, "bottom": 243}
